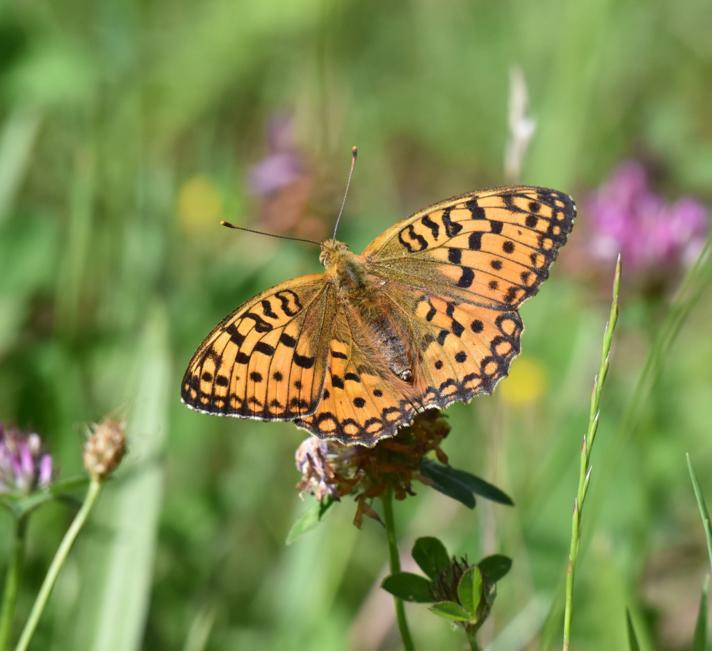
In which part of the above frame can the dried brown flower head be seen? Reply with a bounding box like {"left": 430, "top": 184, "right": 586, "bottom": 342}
{"left": 295, "top": 410, "right": 450, "bottom": 526}
{"left": 83, "top": 418, "right": 126, "bottom": 481}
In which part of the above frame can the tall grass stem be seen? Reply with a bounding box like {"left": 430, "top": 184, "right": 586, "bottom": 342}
{"left": 562, "top": 255, "right": 621, "bottom": 650}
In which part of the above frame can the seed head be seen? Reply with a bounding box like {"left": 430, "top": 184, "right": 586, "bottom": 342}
{"left": 83, "top": 418, "right": 126, "bottom": 481}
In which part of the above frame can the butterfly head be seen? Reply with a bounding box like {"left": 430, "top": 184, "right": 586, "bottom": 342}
{"left": 319, "top": 239, "right": 351, "bottom": 269}
{"left": 320, "top": 238, "right": 369, "bottom": 291}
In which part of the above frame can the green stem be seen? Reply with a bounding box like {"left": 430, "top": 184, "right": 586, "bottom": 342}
{"left": 465, "top": 624, "right": 480, "bottom": 651}
{"left": 0, "top": 516, "right": 28, "bottom": 651}
{"left": 381, "top": 490, "right": 415, "bottom": 651}
{"left": 14, "top": 479, "right": 102, "bottom": 651}
{"left": 562, "top": 256, "right": 621, "bottom": 651}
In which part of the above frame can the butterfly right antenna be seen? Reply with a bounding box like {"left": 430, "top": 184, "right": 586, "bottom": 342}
{"left": 332, "top": 146, "right": 358, "bottom": 240}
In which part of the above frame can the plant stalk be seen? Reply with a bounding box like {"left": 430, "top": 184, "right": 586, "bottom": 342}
{"left": 15, "top": 479, "right": 102, "bottom": 651}
{"left": 465, "top": 624, "right": 481, "bottom": 651}
{"left": 381, "top": 490, "right": 415, "bottom": 651}
{"left": 562, "top": 256, "right": 621, "bottom": 651}
{"left": 0, "top": 515, "right": 28, "bottom": 651}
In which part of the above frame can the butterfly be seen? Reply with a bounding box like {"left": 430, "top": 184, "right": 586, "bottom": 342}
{"left": 181, "top": 186, "right": 575, "bottom": 446}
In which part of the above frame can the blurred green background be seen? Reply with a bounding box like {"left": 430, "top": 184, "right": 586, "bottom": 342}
{"left": 1, "top": 0, "right": 711, "bottom": 649}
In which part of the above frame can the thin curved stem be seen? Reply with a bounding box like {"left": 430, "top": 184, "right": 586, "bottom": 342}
{"left": 381, "top": 490, "right": 415, "bottom": 651}
{"left": 0, "top": 515, "right": 27, "bottom": 651}
{"left": 15, "top": 479, "right": 102, "bottom": 651}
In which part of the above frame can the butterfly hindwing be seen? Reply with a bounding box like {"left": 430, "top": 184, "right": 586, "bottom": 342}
{"left": 181, "top": 275, "right": 334, "bottom": 420}
{"left": 409, "top": 292, "right": 523, "bottom": 407}
{"left": 295, "top": 306, "right": 419, "bottom": 445}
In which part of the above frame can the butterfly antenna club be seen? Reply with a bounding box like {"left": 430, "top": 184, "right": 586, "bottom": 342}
{"left": 332, "top": 145, "right": 358, "bottom": 240}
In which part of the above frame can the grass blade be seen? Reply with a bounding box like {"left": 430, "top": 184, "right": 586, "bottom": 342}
{"left": 71, "top": 307, "right": 171, "bottom": 651}
{"left": 562, "top": 256, "right": 621, "bottom": 651}
{"left": 625, "top": 608, "right": 641, "bottom": 651}
{"left": 687, "top": 453, "right": 712, "bottom": 573}
{"left": 693, "top": 575, "right": 709, "bottom": 651}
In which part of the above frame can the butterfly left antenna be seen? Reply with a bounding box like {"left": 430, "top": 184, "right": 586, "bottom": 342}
{"left": 332, "top": 146, "right": 358, "bottom": 239}
{"left": 220, "top": 221, "right": 321, "bottom": 247}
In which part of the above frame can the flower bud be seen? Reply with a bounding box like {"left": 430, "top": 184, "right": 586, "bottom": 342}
{"left": 83, "top": 418, "right": 126, "bottom": 481}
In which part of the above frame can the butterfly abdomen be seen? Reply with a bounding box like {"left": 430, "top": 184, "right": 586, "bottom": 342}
{"left": 349, "top": 289, "right": 417, "bottom": 385}
{"left": 323, "top": 244, "right": 417, "bottom": 385}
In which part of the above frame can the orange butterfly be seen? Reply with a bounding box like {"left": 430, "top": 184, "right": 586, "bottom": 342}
{"left": 181, "top": 186, "right": 575, "bottom": 446}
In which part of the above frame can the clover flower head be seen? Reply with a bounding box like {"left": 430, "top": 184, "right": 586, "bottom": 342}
{"left": 248, "top": 113, "right": 305, "bottom": 197}
{"left": 295, "top": 410, "right": 451, "bottom": 526}
{"left": 0, "top": 424, "right": 53, "bottom": 494}
{"left": 587, "top": 161, "right": 709, "bottom": 273}
{"left": 295, "top": 436, "right": 357, "bottom": 502}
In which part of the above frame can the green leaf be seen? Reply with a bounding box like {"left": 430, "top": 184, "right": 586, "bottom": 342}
{"left": 687, "top": 453, "right": 712, "bottom": 573}
{"left": 441, "top": 466, "right": 514, "bottom": 506}
{"left": 381, "top": 572, "right": 435, "bottom": 603}
{"left": 692, "top": 575, "right": 709, "bottom": 651}
{"left": 49, "top": 476, "right": 92, "bottom": 495}
{"left": 420, "top": 460, "right": 476, "bottom": 508}
{"left": 625, "top": 608, "right": 641, "bottom": 651}
{"left": 285, "top": 498, "right": 334, "bottom": 545}
{"left": 478, "top": 555, "right": 512, "bottom": 583}
{"left": 412, "top": 537, "right": 450, "bottom": 580}
{"left": 429, "top": 601, "right": 472, "bottom": 622}
{"left": 0, "top": 476, "right": 90, "bottom": 518}
{"left": 70, "top": 308, "right": 171, "bottom": 651}
{"left": 457, "top": 566, "right": 483, "bottom": 616}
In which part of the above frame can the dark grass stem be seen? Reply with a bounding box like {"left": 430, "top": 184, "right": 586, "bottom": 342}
{"left": 381, "top": 490, "right": 415, "bottom": 651}
{"left": 0, "top": 516, "right": 28, "bottom": 651}
{"left": 562, "top": 255, "right": 621, "bottom": 651}
{"left": 15, "top": 479, "right": 102, "bottom": 651}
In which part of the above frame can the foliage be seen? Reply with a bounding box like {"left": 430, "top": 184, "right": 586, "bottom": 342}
{"left": 382, "top": 536, "right": 512, "bottom": 647}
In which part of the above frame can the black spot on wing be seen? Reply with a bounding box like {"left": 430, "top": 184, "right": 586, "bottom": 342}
{"left": 442, "top": 207, "right": 463, "bottom": 237}
{"left": 293, "top": 353, "right": 315, "bottom": 369}
{"left": 243, "top": 312, "right": 272, "bottom": 333}
{"left": 421, "top": 214, "right": 440, "bottom": 239}
{"left": 468, "top": 232, "right": 482, "bottom": 250}
{"left": 448, "top": 248, "right": 462, "bottom": 264}
{"left": 253, "top": 342, "right": 275, "bottom": 356}
{"left": 457, "top": 267, "right": 475, "bottom": 288}
{"left": 226, "top": 324, "right": 245, "bottom": 345}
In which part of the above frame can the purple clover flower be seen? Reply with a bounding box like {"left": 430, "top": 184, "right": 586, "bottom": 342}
{"left": 586, "top": 161, "right": 709, "bottom": 272}
{"left": 248, "top": 113, "right": 305, "bottom": 197}
{"left": 0, "top": 424, "right": 53, "bottom": 494}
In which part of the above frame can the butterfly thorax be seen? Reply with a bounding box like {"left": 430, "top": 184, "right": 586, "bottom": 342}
{"left": 320, "top": 238, "right": 416, "bottom": 384}
{"left": 320, "top": 239, "right": 368, "bottom": 292}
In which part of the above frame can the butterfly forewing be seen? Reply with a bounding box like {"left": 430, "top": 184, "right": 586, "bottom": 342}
{"left": 364, "top": 186, "right": 575, "bottom": 309}
{"left": 181, "top": 275, "right": 334, "bottom": 420}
